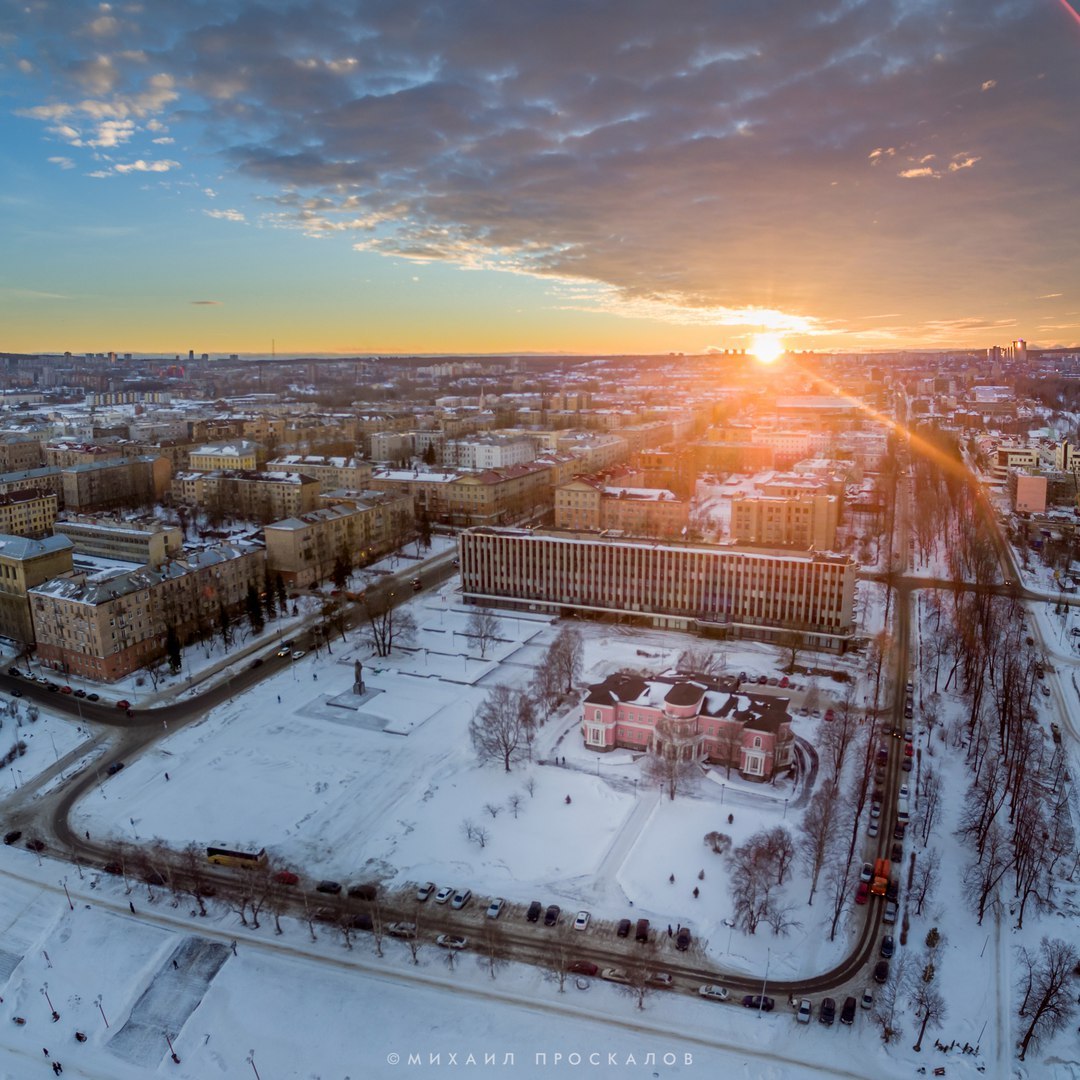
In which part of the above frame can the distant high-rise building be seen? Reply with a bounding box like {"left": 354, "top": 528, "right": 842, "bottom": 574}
{"left": 1012, "top": 339, "right": 1027, "bottom": 363}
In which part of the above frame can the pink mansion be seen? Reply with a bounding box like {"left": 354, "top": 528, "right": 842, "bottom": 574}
{"left": 580, "top": 671, "right": 794, "bottom": 782}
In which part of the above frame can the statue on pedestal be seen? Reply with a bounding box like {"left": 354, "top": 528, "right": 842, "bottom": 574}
{"left": 353, "top": 659, "right": 365, "bottom": 695}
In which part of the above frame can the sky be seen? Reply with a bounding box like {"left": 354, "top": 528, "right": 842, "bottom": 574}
{"left": 2, "top": 0, "right": 1080, "bottom": 356}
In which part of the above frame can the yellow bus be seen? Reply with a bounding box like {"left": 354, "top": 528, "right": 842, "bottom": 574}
{"left": 206, "top": 845, "right": 268, "bottom": 869}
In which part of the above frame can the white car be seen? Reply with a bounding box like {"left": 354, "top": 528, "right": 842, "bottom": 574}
{"left": 698, "top": 985, "right": 729, "bottom": 1002}
{"left": 387, "top": 922, "right": 416, "bottom": 939}
{"left": 859, "top": 861, "right": 874, "bottom": 884}
{"left": 451, "top": 888, "right": 472, "bottom": 910}
{"left": 416, "top": 881, "right": 436, "bottom": 902}
{"left": 290, "top": 650, "right": 305, "bottom": 660}
{"left": 600, "top": 968, "right": 630, "bottom": 985}
{"left": 861, "top": 987, "right": 874, "bottom": 1010}
{"left": 573, "top": 910, "right": 591, "bottom": 931}
{"left": 434, "top": 886, "right": 454, "bottom": 904}
{"left": 648, "top": 972, "right": 673, "bottom": 988}
{"left": 868, "top": 820, "right": 880, "bottom": 838}
{"left": 797, "top": 999, "right": 813, "bottom": 1023}
{"left": 486, "top": 897, "right": 505, "bottom": 919}
{"left": 899, "top": 784, "right": 909, "bottom": 800}
{"left": 436, "top": 934, "right": 468, "bottom": 950}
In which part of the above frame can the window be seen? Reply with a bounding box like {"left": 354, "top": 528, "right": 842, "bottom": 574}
{"left": 753, "top": 736, "right": 762, "bottom": 749}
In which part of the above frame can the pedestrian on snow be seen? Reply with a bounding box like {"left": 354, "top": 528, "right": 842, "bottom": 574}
{"left": 693, "top": 886, "right": 700, "bottom": 899}
{"left": 669, "top": 873, "right": 675, "bottom": 884}
{"left": 313, "top": 673, "right": 318, "bottom": 681}
{"left": 164, "top": 772, "right": 169, "bottom": 781}
{"left": 42, "top": 1048, "right": 49, "bottom": 1057}
{"left": 53, "top": 1063, "right": 63, "bottom": 1076}
{"left": 230, "top": 940, "right": 237, "bottom": 956}
{"left": 667, "top": 925, "right": 673, "bottom": 937}
{"left": 172, "top": 960, "right": 178, "bottom": 970}
{"left": 129, "top": 901, "right": 135, "bottom": 914}
{"left": 84, "top": 831, "right": 89, "bottom": 840}
{"left": 277, "top": 695, "right": 281, "bottom": 704}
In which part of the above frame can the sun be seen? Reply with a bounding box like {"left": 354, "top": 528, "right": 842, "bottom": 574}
{"left": 751, "top": 332, "right": 786, "bottom": 364}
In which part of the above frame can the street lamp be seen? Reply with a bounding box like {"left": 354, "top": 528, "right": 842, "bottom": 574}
{"left": 758, "top": 948, "right": 770, "bottom": 1017}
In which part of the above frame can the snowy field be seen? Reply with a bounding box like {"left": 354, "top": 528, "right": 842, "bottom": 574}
{"left": 2, "top": 561, "right": 1079, "bottom": 1075}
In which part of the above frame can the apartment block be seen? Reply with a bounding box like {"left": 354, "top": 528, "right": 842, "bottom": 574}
{"left": 54, "top": 515, "right": 184, "bottom": 567}
{"left": 171, "top": 469, "right": 321, "bottom": 523}
{"left": 554, "top": 476, "right": 689, "bottom": 537}
{"left": 460, "top": 527, "right": 856, "bottom": 650}
{"left": 61, "top": 456, "right": 171, "bottom": 511}
{"left": 0, "top": 533, "right": 75, "bottom": 645}
{"left": 730, "top": 492, "right": 839, "bottom": 550}
{"left": 0, "top": 489, "right": 58, "bottom": 539}
{"left": 443, "top": 435, "right": 537, "bottom": 470}
{"left": 0, "top": 435, "right": 44, "bottom": 473}
{"left": 265, "top": 455, "right": 374, "bottom": 493}
{"left": 31, "top": 541, "right": 265, "bottom": 681}
{"left": 0, "top": 466, "right": 64, "bottom": 503}
{"left": 188, "top": 440, "right": 262, "bottom": 471}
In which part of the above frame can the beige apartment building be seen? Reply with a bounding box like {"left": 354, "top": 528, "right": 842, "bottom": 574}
{"left": 0, "top": 466, "right": 64, "bottom": 502}
{"left": 555, "top": 477, "right": 688, "bottom": 537}
{"left": 265, "top": 493, "right": 411, "bottom": 588}
{"left": 730, "top": 492, "right": 840, "bottom": 550}
{"left": 459, "top": 527, "right": 856, "bottom": 650}
{"left": 188, "top": 440, "right": 262, "bottom": 471}
{"left": 0, "top": 489, "right": 58, "bottom": 538}
{"left": 0, "top": 534, "right": 75, "bottom": 645}
{"left": 45, "top": 442, "right": 123, "bottom": 469}
{"left": 53, "top": 516, "right": 184, "bottom": 567}
{"left": 171, "top": 469, "right": 321, "bottom": 523}
{"left": 31, "top": 540, "right": 265, "bottom": 680}
{"left": 0, "top": 435, "right": 44, "bottom": 473}
{"left": 265, "top": 455, "right": 373, "bottom": 493}
{"left": 61, "top": 456, "right": 171, "bottom": 511}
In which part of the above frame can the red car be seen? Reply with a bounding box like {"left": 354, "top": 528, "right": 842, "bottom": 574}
{"left": 568, "top": 960, "right": 598, "bottom": 976}
{"left": 274, "top": 870, "right": 299, "bottom": 886}
{"left": 116, "top": 699, "right": 131, "bottom": 710}
{"left": 855, "top": 881, "right": 870, "bottom": 905}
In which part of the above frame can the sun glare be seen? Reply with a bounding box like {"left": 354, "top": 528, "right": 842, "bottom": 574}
{"left": 751, "top": 332, "right": 786, "bottom": 364}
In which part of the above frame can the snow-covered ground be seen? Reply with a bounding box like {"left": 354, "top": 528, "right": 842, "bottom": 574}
{"left": 2, "top": 557, "right": 1078, "bottom": 1076}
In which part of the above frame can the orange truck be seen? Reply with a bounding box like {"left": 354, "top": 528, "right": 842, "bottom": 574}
{"left": 871, "top": 858, "right": 891, "bottom": 896}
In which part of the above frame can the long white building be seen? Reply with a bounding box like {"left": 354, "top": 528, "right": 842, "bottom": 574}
{"left": 459, "top": 527, "right": 856, "bottom": 650}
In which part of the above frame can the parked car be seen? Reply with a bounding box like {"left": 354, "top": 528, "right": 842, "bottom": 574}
{"left": 73, "top": 688, "right": 86, "bottom": 697}
{"left": 115, "top": 699, "right": 131, "bottom": 710}
{"left": 742, "top": 995, "right": 775, "bottom": 1011}
{"left": 824, "top": 708, "right": 835, "bottom": 722}
{"left": 451, "top": 888, "right": 472, "bottom": 910}
{"left": 315, "top": 880, "right": 342, "bottom": 894}
{"left": 861, "top": 987, "right": 874, "bottom": 1009}
{"left": 616, "top": 918, "right": 631, "bottom": 938}
{"left": 859, "top": 861, "right": 874, "bottom": 883}
{"left": 46, "top": 682, "right": 59, "bottom": 692}
{"left": 901, "top": 757, "right": 913, "bottom": 772}
{"left": 274, "top": 870, "right": 300, "bottom": 886}
{"left": 3, "top": 829, "right": 22, "bottom": 845}
{"left": 797, "top": 999, "right": 813, "bottom": 1023}
{"left": 883, "top": 900, "right": 899, "bottom": 925}
{"left": 891, "top": 842, "right": 903, "bottom": 862}
{"left": 25, "top": 838, "right": 45, "bottom": 852}
{"left": 347, "top": 883, "right": 378, "bottom": 900}
{"left": 102, "top": 862, "right": 123, "bottom": 875}
{"left": 698, "top": 985, "right": 729, "bottom": 1002}
{"left": 9, "top": 688, "right": 21, "bottom": 698}
{"left": 543, "top": 904, "right": 560, "bottom": 926}
{"left": 486, "top": 897, "right": 505, "bottom": 919}
{"left": 675, "top": 926, "right": 691, "bottom": 951}
{"left": 526, "top": 900, "right": 542, "bottom": 922}
{"left": 880, "top": 935, "right": 895, "bottom": 958}
{"left": 434, "top": 886, "right": 454, "bottom": 904}
{"left": 568, "top": 960, "right": 598, "bottom": 976}
{"left": 106, "top": 762, "right": 125, "bottom": 775}
{"left": 387, "top": 922, "right": 416, "bottom": 939}
{"left": 874, "top": 960, "right": 890, "bottom": 984}
{"left": 436, "top": 934, "right": 468, "bottom": 950}
{"left": 886, "top": 878, "right": 899, "bottom": 902}
{"left": 600, "top": 967, "right": 630, "bottom": 984}
{"left": 867, "top": 820, "right": 879, "bottom": 838}
{"left": 840, "top": 996, "right": 857, "bottom": 1025}
{"left": 291, "top": 650, "right": 305, "bottom": 660}
{"left": 86, "top": 693, "right": 100, "bottom": 702}
{"left": 573, "top": 910, "right": 590, "bottom": 931}
{"left": 276, "top": 647, "right": 291, "bottom": 658}
{"left": 635, "top": 918, "right": 650, "bottom": 943}
{"left": 819, "top": 997, "right": 836, "bottom": 1025}
{"left": 648, "top": 972, "right": 673, "bottom": 988}
{"left": 416, "top": 881, "right": 436, "bottom": 902}
{"left": 855, "top": 881, "right": 870, "bottom": 905}
{"left": 349, "top": 913, "right": 373, "bottom": 931}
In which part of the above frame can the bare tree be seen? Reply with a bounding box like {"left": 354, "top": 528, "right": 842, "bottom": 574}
{"left": 911, "top": 982, "right": 947, "bottom": 1052}
{"left": 529, "top": 662, "right": 562, "bottom": 723}
{"left": 712, "top": 720, "right": 743, "bottom": 780}
{"left": 910, "top": 848, "right": 940, "bottom": 916}
{"left": 872, "top": 953, "right": 909, "bottom": 1044}
{"left": 362, "top": 594, "right": 417, "bottom": 658}
{"left": 825, "top": 849, "right": 855, "bottom": 942}
{"left": 676, "top": 646, "right": 724, "bottom": 677}
{"left": 461, "top": 819, "right": 490, "bottom": 848}
{"left": 617, "top": 956, "right": 658, "bottom": 1011}
{"left": 704, "top": 831, "right": 732, "bottom": 856}
{"left": 642, "top": 746, "right": 699, "bottom": 801}
{"left": 1016, "top": 937, "right": 1079, "bottom": 1061}
{"left": 507, "top": 794, "right": 523, "bottom": 819}
{"left": 543, "top": 925, "right": 575, "bottom": 992}
{"left": 465, "top": 608, "right": 501, "bottom": 659}
{"left": 479, "top": 919, "right": 507, "bottom": 979}
{"left": 962, "top": 821, "right": 1012, "bottom": 925}
{"left": 729, "top": 833, "right": 778, "bottom": 935}
{"left": 917, "top": 767, "right": 942, "bottom": 848}
{"left": 482, "top": 802, "right": 502, "bottom": 820}
{"left": 763, "top": 826, "right": 796, "bottom": 886}
{"left": 798, "top": 783, "right": 840, "bottom": 905}
{"left": 548, "top": 625, "right": 583, "bottom": 693}
{"left": 469, "top": 684, "right": 528, "bottom": 772}
{"left": 778, "top": 630, "right": 806, "bottom": 673}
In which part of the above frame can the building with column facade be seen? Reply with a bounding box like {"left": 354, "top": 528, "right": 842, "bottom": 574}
{"left": 581, "top": 670, "right": 793, "bottom": 781}
{"left": 459, "top": 527, "right": 856, "bottom": 650}
{"left": 729, "top": 492, "right": 839, "bottom": 550}
{"left": 0, "top": 534, "right": 75, "bottom": 645}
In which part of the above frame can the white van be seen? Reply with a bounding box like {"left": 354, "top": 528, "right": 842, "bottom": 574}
{"left": 896, "top": 798, "right": 910, "bottom": 824}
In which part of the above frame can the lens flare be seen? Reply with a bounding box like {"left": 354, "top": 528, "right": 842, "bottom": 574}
{"left": 751, "top": 332, "right": 785, "bottom": 364}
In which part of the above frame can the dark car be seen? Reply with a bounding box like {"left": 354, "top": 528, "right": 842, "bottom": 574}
{"left": 102, "top": 862, "right": 123, "bottom": 875}
{"left": 116, "top": 699, "right": 131, "bottom": 710}
{"left": 526, "top": 901, "right": 543, "bottom": 923}
{"left": 742, "top": 995, "right": 775, "bottom": 1011}
{"left": 635, "top": 918, "right": 650, "bottom": 943}
{"left": 675, "top": 927, "right": 691, "bottom": 951}
{"left": 819, "top": 997, "right": 836, "bottom": 1025}
{"left": 569, "top": 960, "right": 599, "bottom": 976}
{"left": 880, "top": 935, "right": 895, "bottom": 959}
{"left": 73, "top": 688, "right": 86, "bottom": 697}
{"left": 106, "top": 762, "right": 125, "bottom": 775}
{"left": 349, "top": 913, "right": 374, "bottom": 931}
{"left": 316, "top": 880, "right": 343, "bottom": 895}
{"left": 6, "top": 668, "right": 18, "bottom": 677}
{"left": 4, "top": 829, "right": 22, "bottom": 845}
{"left": 616, "top": 918, "right": 632, "bottom": 938}
{"left": 840, "top": 996, "right": 857, "bottom": 1025}
{"left": 891, "top": 842, "right": 903, "bottom": 863}
{"left": 874, "top": 960, "right": 890, "bottom": 984}
{"left": 9, "top": 688, "right": 21, "bottom": 698}
{"left": 251, "top": 658, "right": 264, "bottom": 668}
{"left": 46, "top": 682, "right": 60, "bottom": 692}
{"left": 86, "top": 693, "right": 100, "bottom": 702}
{"left": 25, "top": 837, "right": 45, "bottom": 852}
{"left": 886, "top": 878, "right": 899, "bottom": 902}
{"left": 347, "top": 883, "right": 378, "bottom": 901}
{"left": 543, "top": 904, "right": 560, "bottom": 926}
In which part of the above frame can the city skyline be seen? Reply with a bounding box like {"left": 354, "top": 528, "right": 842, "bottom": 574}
{"left": 2, "top": 0, "right": 1080, "bottom": 355}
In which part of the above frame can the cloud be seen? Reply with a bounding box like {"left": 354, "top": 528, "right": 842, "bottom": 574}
{"left": 113, "top": 158, "right": 179, "bottom": 173}
{"left": 1038, "top": 292, "right": 1063, "bottom": 299}
{"left": 898, "top": 167, "right": 938, "bottom": 179}
{"left": 190, "top": 299, "right": 222, "bottom": 305}
{"left": 203, "top": 208, "right": 246, "bottom": 222}
{"left": 47, "top": 156, "right": 75, "bottom": 169}
{"left": 981, "top": 79, "right": 997, "bottom": 91}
